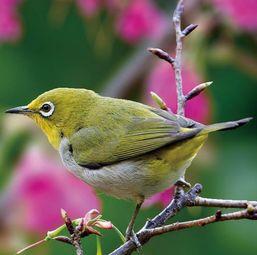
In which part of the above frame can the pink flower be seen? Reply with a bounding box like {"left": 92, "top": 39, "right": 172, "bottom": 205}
{"left": 144, "top": 61, "right": 211, "bottom": 207}
{"left": 9, "top": 148, "right": 101, "bottom": 233}
{"left": 116, "top": 0, "right": 167, "bottom": 44}
{"left": 0, "top": 0, "right": 22, "bottom": 9}
{"left": 0, "top": 9, "right": 22, "bottom": 43}
{"left": 212, "top": 0, "right": 257, "bottom": 31}
{"left": 146, "top": 61, "right": 211, "bottom": 123}
{"left": 105, "top": 0, "right": 124, "bottom": 11}
{"left": 84, "top": 209, "right": 113, "bottom": 230}
{"left": 76, "top": 0, "right": 102, "bottom": 17}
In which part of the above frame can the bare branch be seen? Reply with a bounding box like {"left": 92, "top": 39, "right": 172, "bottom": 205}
{"left": 144, "top": 184, "right": 202, "bottom": 229}
{"left": 148, "top": 1, "right": 202, "bottom": 116}
{"left": 16, "top": 240, "right": 46, "bottom": 254}
{"left": 173, "top": 0, "right": 185, "bottom": 116}
{"left": 109, "top": 192, "right": 257, "bottom": 255}
{"left": 189, "top": 197, "right": 257, "bottom": 208}
{"left": 146, "top": 209, "right": 257, "bottom": 237}
{"left": 57, "top": 210, "right": 85, "bottom": 255}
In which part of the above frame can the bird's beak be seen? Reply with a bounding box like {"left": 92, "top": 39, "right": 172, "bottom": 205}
{"left": 5, "top": 106, "right": 33, "bottom": 115}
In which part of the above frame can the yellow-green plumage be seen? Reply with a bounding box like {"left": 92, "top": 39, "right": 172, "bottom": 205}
{"left": 6, "top": 88, "right": 252, "bottom": 202}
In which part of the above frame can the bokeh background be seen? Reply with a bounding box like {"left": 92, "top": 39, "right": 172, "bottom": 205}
{"left": 0, "top": 0, "right": 257, "bottom": 254}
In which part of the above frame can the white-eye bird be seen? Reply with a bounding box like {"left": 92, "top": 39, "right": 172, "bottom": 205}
{"left": 6, "top": 88, "right": 252, "bottom": 239}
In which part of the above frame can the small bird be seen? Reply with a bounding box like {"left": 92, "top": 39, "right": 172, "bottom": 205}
{"left": 6, "top": 88, "right": 251, "bottom": 240}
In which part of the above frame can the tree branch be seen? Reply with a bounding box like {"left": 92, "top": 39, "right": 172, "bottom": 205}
{"left": 190, "top": 197, "right": 257, "bottom": 208}
{"left": 145, "top": 208, "right": 257, "bottom": 237}
{"left": 144, "top": 184, "right": 202, "bottom": 229}
{"left": 109, "top": 186, "right": 257, "bottom": 255}
{"left": 173, "top": 0, "right": 185, "bottom": 116}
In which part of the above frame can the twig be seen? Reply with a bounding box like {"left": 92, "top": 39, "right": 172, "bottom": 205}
{"left": 148, "top": 0, "right": 206, "bottom": 116}
{"left": 189, "top": 197, "right": 257, "bottom": 208}
{"left": 17, "top": 240, "right": 46, "bottom": 255}
{"left": 108, "top": 185, "right": 201, "bottom": 255}
{"left": 145, "top": 209, "right": 257, "bottom": 237}
{"left": 144, "top": 184, "right": 202, "bottom": 229}
{"left": 60, "top": 209, "right": 85, "bottom": 255}
{"left": 61, "top": 208, "right": 75, "bottom": 234}
{"left": 109, "top": 188, "right": 257, "bottom": 255}
{"left": 173, "top": 0, "right": 185, "bottom": 116}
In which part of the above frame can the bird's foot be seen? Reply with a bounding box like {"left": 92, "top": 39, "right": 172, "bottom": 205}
{"left": 175, "top": 177, "right": 191, "bottom": 188}
{"left": 126, "top": 229, "right": 142, "bottom": 249}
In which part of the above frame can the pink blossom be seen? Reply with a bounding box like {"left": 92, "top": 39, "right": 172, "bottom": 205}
{"left": 116, "top": 0, "right": 167, "bottom": 44}
{"left": 105, "top": 0, "right": 123, "bottom": 10}
{"left": 212, "top": 0, "right": 257, "bottom": 31}
{"left": 76, "top": 0, "right": 102, "bottom": 17}
{"left": 10, "top": 148, "right": 101, "bottom": 233}
{"left": 144, "top": 62, "right": 211, "bottom": 207}
{"left": 0, "top": 0, "right": 22, "bottom": 8}
{"left": 145, "top": 61, "right": 210, "bottom": 123}
{"left": 84, "top": 209, "right": 113, "bottom": 229}
{"left": 0, "top": 9, "right": 22, "bottom": 43}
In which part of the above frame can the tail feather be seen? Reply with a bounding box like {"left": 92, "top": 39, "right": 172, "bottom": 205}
{"left": 200, "top": 117, "right": 253, "bottom": 135}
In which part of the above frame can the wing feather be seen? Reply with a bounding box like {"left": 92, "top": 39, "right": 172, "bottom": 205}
{"left": 70, "top": 116, "right": 200, "bottom": 167}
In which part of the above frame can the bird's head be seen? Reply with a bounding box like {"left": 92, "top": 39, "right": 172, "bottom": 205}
{"left": 6, "top": 88, "right": 98, "bottom": 149}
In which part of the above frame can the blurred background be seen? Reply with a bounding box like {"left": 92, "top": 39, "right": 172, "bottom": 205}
{"left": 0, "top": 0, "right": 257, "bottom": 254}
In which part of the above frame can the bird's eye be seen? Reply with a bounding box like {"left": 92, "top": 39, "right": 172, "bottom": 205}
{"left": 39, "top": 101, "right": 55, "bottom": 117}
{"left": 41, "top": 103, "right": 51, "bottom": 112}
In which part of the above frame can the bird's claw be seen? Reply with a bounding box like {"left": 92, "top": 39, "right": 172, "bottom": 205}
{"left": 175, "top": 177, "right": 191, "bottom": 188}
{"left": 126, "top": 230, "right": 142, "bottom": 249}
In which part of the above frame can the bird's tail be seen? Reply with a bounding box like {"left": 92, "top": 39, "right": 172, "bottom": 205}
{"left": 200, "top": 117, "right": 252, "bottom": 135}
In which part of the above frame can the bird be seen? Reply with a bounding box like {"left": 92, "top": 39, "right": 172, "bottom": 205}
{"left": 6, "top": 87, "right": 252, "bottom": 240}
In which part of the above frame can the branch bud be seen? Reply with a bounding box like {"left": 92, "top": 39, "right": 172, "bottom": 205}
{"left": 60, "top": 208, "right": 74, "bottom": 234}
{"left": 182, "top": 24, "right": 198, "bottom": 36}
{"left": 185, "top": 81, "right": 213, "bottom": 101}
{"left": 150, "top": 91, "right": 169, "bottom": 111}
{"left": 148, "top": 48, "right": 175, "bottom": 65}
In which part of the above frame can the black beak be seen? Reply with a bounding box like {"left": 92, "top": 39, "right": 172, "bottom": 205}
{"left": 5, "top": 106, "right": 32, "bottom": 114}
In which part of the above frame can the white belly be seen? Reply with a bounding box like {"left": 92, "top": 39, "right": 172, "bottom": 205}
{"left": 59, "top": 138, "right": 194, "bottom": 201}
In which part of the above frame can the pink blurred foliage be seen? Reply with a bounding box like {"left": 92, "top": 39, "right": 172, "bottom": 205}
{"left": 144, "top": 187, "right": 175, "bottom": 208}
{"left": 115, "top": 0, "right": 167, "bottom": 44}
{"left": 105, "top": 0, "right": 123, "bottom": 10}
{"left": 9, "top": 148, "right": 101, "bottom": 234}
{"left": 212, "top": 0, "right": 257, "bottom": 31}
{"left": 144, "top": 61, "right": 211, "bottom": 207}
{"left": 0, "top": 0, "right": 22, "bottom": 43}
{"left": 76, "top": 0, "right": 102, "bottom": 17}
{"left": 146, "top": 61, "right": 211, "bottom": 123}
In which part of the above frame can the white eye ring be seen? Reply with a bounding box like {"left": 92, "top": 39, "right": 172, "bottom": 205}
{"left": 39, "top": 101, "right": 55, "bottom": 117}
